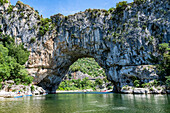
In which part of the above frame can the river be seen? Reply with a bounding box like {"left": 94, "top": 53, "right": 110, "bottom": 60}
{"left": 0, "top": 93, "right": 169, "bottom": 113}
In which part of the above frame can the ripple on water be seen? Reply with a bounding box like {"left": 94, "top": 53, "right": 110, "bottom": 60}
{"left": 74, "top": 109, "right": 105, "bottom": 113}
{"left": 88, "top": 101, "right": 98, "bottom": 104}
{"left": 95, "top": 104, "right": 111, "bottom": 107}
{"left": 112, "top": 107, "right": 128, "bottom": 110}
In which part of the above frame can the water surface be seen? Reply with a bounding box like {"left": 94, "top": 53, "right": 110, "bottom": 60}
{"left": 0, "top": 93, "right": 169, "bottom": 113}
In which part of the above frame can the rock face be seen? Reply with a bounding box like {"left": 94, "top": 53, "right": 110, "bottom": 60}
{"left": 0, "top": 0, "right": 169, "bottom": 93}
{"left": 0, "top": 80, "right": 46, "bottom": 97}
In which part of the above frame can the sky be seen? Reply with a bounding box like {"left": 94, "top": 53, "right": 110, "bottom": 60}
{"left": 10, "top": 0, "right": 133, "bottom": 18}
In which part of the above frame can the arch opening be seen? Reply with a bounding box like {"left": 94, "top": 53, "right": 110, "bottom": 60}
{"left": 57, "top": 57, "right": 113, "bottom": 92}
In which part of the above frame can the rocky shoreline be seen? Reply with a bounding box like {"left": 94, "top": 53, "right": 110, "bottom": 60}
{"left": 0, "top": 88, "right": 169, "bottom": 99}
{"left": 0, "top": 80, "right": 169, "bottom": 99}
{"left": 120, "top": 87, "right": 170, "bottom": 94}
{"left": 0, "top": 80, "right": 46, "bottom": 98}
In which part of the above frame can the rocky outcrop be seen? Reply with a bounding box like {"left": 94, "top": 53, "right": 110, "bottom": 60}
{"left": 0, "top": 0, "right": 169, "bottom": 93}
{"left": 0, "top": 80, "right": 46, "bottom": 97}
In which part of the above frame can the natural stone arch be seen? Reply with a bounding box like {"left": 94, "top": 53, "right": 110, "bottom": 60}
{"left": 0, "top": 0, "right": 169, "bottom": 93}
{"left": 37, "top": 28, "right": 113, "bottom": 93}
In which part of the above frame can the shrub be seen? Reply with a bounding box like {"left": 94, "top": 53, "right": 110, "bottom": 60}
{"left": 157, "top": 87, "right": 161, "bottom": 90}
{"left": 140, "top": 46, "right": 144, "bottom": 50}
{"left": 0, "top": 35, "right": 32, "bottom": 85}
{"left": 31, "top": 85, "right": 35, "bottom": 92}
{"left": 149, "top": 43, "right": 170, "bottom": 83}
{"left": 150, "top": 87, "right": 154, "bottom": 91}
{"left": 0, "top": 0, "right": 8, "bottom": 5}
{"left": 107, "top": 86, "right": 112, "bottom": 90}
{"left": 20, "top": 13, "right": 24, "bottom": 17}
{"left": 112, "top": 39, "right": 116, "bottom": 44}
{"left": 108, "top": 7, "right": 115, "bottom": 13}
{"left": 7, "top": 5, "right": 13, "bottom": 14}
{"left": 122, "top": 85, "right": 130, "bottom": 90}
{"left": 38, "top": 18, "right": 52, "bottom": 36}
{"left": 71, "top": 34, "right": 76, "bottom": 38}
{"left": 104, "top": 12, "right": 109, "bottom": 16}
{"left": 30, "top": 37, "right": 36, "bottom": 43}
{"left": 134, "top": 80, "right": 140, "bottom": 87}
{"left": 95, "top": 78, "right": 103, "bottom": 86}
{"left": 116, "top": 1, "right": 128, "bottom": 12}
{"left": 142, "top": 25, "right": 147, "bottom": 29}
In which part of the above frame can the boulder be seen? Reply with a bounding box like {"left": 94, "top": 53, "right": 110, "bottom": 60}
{"left": 5, "top": 80, "right": 14, "bottom": 84}
{"left": 121, "top": 89, "right": 133, "bottom": 94}
{"left": 133, "top": 88, "right": 148, "bottom": 94}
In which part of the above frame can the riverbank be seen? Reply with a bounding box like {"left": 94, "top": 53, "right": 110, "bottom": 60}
{"left": 0, "top": 80, "right": 47, "bottom": 98}
{"left": 0, "top": 91, "right": 32, "bottom": 98}
{"left": 0, "top": 90, "right": 47, "bottom": 98}
{"left": 56, "top": 89, "right": 113, "bottom": 93}
{"left": 120, "top": 86, "right": 170, "bottom": 94}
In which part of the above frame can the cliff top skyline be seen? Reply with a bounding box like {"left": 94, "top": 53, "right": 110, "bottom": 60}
{"left": 11, "top": 0, "right": 133, "bottom": 18}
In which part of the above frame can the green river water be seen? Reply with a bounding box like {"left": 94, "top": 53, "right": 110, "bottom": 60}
{"left": 0, "top": 93, "right": 169, "bottom": 113}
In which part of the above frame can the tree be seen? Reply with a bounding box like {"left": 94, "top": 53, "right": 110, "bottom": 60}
{"left": 149, "top": 43, "right": 170, "bottom": 84}
{"left": 95, "top": 78, "right": 103, "bottom": 86}
{"left": 116, "top": 1, "right": 128, "bottom": 11}
{"left": 0, "top": 35, "right": 33, "bottom": 85}
{"left": 5, "top": 42, "right": 30, "bottom": 65}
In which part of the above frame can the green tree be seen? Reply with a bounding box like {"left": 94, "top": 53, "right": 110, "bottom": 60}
{"left": 95, "top": 78, "right": 103, "bottom": 86}
{"left": 69, "top": 58, "right": 106, "bottom": 77}
{"left": 81, "top": 77, "right": 89, "bottom": 89}
{"left": 134, "top": 80, "right": 140, "bottom": 87}
{"left": 0, "top": 35, "right": 33, "bottom": 85}
{"left": 149, "top": 43, "right": 170, "bottom": 84}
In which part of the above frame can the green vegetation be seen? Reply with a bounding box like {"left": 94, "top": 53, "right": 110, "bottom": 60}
{"left": 58, "top": 58, "right": 109, "bottom": 91}
{"left": 134, "top": 80, "right": 140, "bottom": 87}
{"left": 38, "top": 18, "right": 52, "bottom": 36}
{"left": 7, "top": 5, "right": 13, "bottom": 14}
{"left": 122, "top": 85, "right": 130, "bottom": 90}
{"left": 108, "top": 7, "right": 115, "bottom": 13}
{"left": 0, "top": 35, "right": 33, "bottom": 89}
{"left": 115, "top": 1, "right": 128, "bottom": 16}
{"left": 30, "top": 37, "right": 36, "bottom": 43}
{"left": 58, "top": 77, "right": 110, "bottom": 91}
{"left": 20, "top": 13, "right": 24, "bottom": 17}
{"left": 0, "top": 0, "right": 8, "bottom": 5}
{"left": 69, "top": 58, "right": 106, "bottom": 77}
{"left": 116, "top": 1, "right": 128, "bottom": 10}
{"left": 30, "top": 85, "right": 35, "bottom": 92}
{"left": 149, "top": 43, "right": 170, "bottom": 88}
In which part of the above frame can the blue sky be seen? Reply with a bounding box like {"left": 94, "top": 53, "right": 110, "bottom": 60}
{"left": 11, "top": 0, "right": 133, "bottom": 18}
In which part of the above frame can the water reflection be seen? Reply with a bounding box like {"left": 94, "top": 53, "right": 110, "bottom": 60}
{"left": 0, "top": 94, "right": 169, "bottom": 113}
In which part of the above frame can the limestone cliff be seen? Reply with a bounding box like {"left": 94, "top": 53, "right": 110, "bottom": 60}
{"left": 0, "top": 0, "right": 169, "bottom": 93}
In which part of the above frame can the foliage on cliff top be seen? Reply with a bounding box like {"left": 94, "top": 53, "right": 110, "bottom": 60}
{"left": 0, "top": 35, "right": 32, "bottom": 87}
{"left": 0, "top": 0, "right": 8, "bottom": 5}
{"left": 69, "top": 58, "right": 106, "bottom": 77}
{"left": 116, "top": 1, "right": 128, "bottom": 11}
